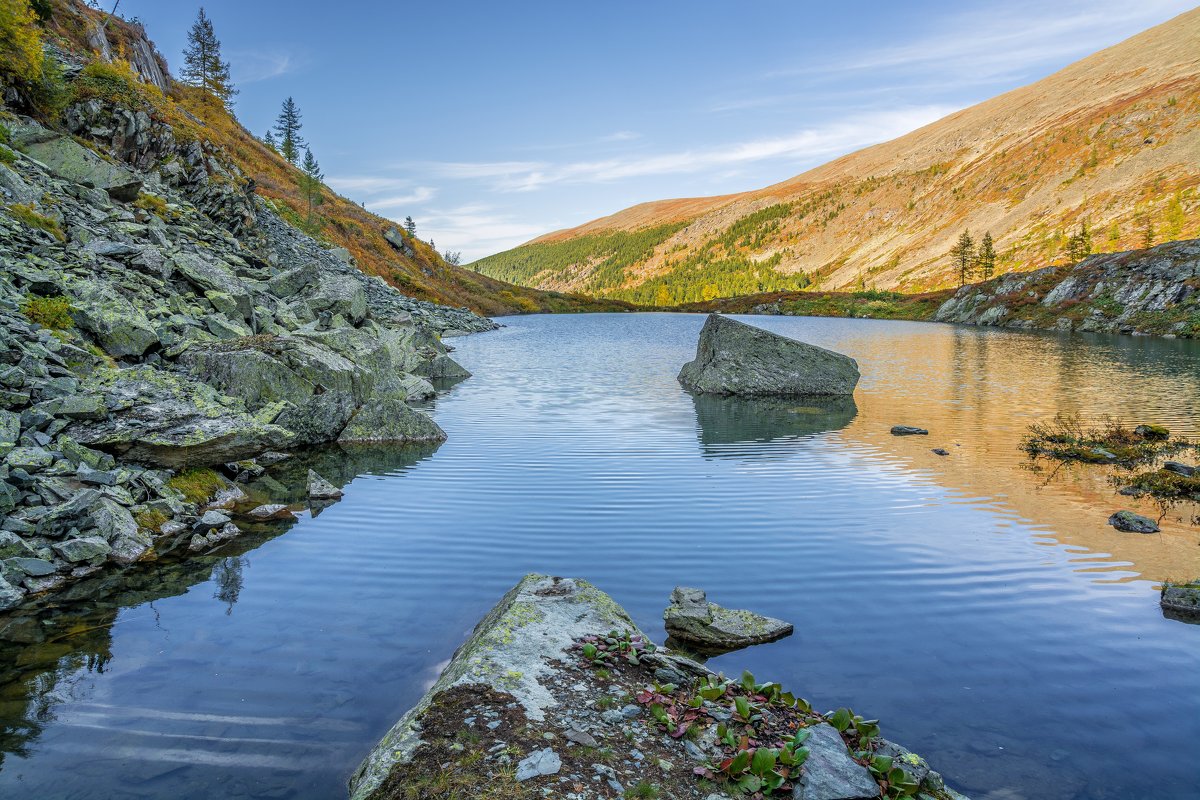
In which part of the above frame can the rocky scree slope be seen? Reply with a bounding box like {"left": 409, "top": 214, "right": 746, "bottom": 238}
{"left": 472, "top": 8, "right": 1200, "bottom": 303}
{"left": 0, "top": 95, "right": 489, "bottom": 612}
{"left": 29, "top": 0, "right": 627, "bottom": 316}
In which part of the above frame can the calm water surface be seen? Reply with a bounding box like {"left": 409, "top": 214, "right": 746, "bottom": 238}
{"left": 2, "top": 313, "right": 1199, "bottom": 800}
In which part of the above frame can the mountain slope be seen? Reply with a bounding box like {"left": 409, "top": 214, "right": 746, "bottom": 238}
{"left": 30, "top": 0, "right": 630, "bottom": 316}
{"left": 472, "top": 9, "right": 1200, "bottom": 305}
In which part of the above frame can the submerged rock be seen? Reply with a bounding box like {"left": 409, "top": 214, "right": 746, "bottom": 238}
{"left": 663, "top": 586, "right": 793, "bottom": 653}
{"left": 891, "top": 425, "right": 929, "bottom": 436}
{"left": 1107, "top": 510, "right": 1160, "bottom": 533}
{"left": 678, "top": 314, "right": 860, "bottom": 396}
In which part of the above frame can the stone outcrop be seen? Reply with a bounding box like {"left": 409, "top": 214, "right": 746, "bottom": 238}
{"left": 1161, "top": 580, "right": 1200, "bottom": 618}
{"left": 679, "top": 314, "right": 860, "bottom": 396}
{"left": 0, "top": 91, "right": 491, "bottom": 610}
{"left": 933, "top": 239, "right": 1200, "bottom": 337}
{"left": 351, "top": 575, "right": 971, "bottom": 800}
{"left": 663, "top": 586, "right": 794, "bottom": 653}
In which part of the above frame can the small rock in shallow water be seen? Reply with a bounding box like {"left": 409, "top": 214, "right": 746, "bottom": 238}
{"left": 248, "top": 503, "right": 293, "bottom": 520}
{"left": 514, "top": 748, "right": 561, "bottom": 781}
{"left": 891, "top": 425, "right": 928, "bottom": 436}
{"left": 1163, "top": 461, "right": 1196, "bottom": 477}
{"left": 1107, "top": 510, "right": 1159, "bottom": 533}
{"left": 1133, "top": 424, "right": 1169, "bottom": 440}
{"left": 1161, "top": 581, "right": 1200, "bottom": 617}
{"left": 663, "top": 586, "right": 792, "bottom": 653}
{"left": 306, "top": 469, "right": 343, "bottom": 500}
{"left": 932, "top": 448, "right": 949, "bottom": 456}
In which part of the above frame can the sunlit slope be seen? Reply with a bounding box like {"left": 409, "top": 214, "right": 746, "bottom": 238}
{"left": 472, "top": 8, "right": 1200, "bottom": 304}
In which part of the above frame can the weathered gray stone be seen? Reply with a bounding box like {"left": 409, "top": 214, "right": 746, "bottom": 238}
{"left": 0, "top": 574, "right": 24, "bottom": 610}
{"left": 307, "top": 469, "right": 343, "bottom": 500}
{"left": 7, "top": 557, "right": 57, "bottom": 577}
{"left": 52, "top": 536, "right": 112, "bottom": 563}
{"left": 349, "top": 575, "right": 642, "bottom": 799}
{"left": 65, "top": 277, "right": 160, "bottom": 357}
{"left": 1108, "top": 510, "right": 1160, "bottom": 533}
{"left": 12, "top": 130, "right": 142, "bottom": 200}
{"left": 679, "top": 315, "right": 859, "bottom": 396}
{"left": 337, "top": 399, "right": 446, "bottom": 444}
{"left": 0, "top": 532, "right": 36, "bottom": 559}
{"left": 514, "top": 748, "right": 561, "bottom": 781}
{"left": 194, "top": 510, "right": 231, "bottom": 531}
{"left": 793, "top": 723, "right": 880, "bottom": 800}
{"left": 663, "top": 586, "right": 793, "bottom": 653}
{"left": 248, "top": 503, "right": 293, "bottom": 519}
{"left": 5, "top": 446, "right": 53, "bottom": 471}
{"left": 1161, "top": 581, "right": 1200, "bottom": 617}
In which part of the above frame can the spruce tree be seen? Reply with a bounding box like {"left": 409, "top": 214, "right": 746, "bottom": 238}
{"left": 403, "top": 216, "right": 416, "bottom": 236}
{"left": 181, "top": 7, "right": 236, "bottom": 107}
{"left": 950, "top": 229, "right": 976, "bottom": 287}
{"left": 263, "top": 129, "right": 278, "bottom": 153}
{"left": 1066, "top": 221, "right": 1092, "bottom": 262}
{"left": 299, "top": 148, "right": 323, "bottom": 223}
{"left": 977, "top": 231, "right": 996, "bottom": 280}
{"left": 273, "top": 97, "right": 304, "bottom": 165}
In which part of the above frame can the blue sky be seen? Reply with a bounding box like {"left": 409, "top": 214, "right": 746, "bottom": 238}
{"left": 119, "top": 0, "right": 1195, "bottom": 261}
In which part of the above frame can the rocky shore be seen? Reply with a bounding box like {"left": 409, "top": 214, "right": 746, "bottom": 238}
{"left": 0, "top": 95, "right": 492, "bottom": 612}
{"left": 352, "top": 574, "right": 972, "bottom": 800}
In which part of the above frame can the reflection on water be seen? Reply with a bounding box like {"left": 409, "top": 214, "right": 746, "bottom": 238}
{"left": 1, "top": 314, "right": 1198, "bottom": 800}
{"left": 691, "top": 393, "right": 857, "bottom": 457}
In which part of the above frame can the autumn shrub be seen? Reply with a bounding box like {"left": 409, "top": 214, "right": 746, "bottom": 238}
{"left": 7, "top": 202, "right": 65, "bottom": 240}
{"left": 21, "top": 294, "right": 73, "bottom": 330}
{"left": 0, "top": 0, "right": 43, "bottom": 85}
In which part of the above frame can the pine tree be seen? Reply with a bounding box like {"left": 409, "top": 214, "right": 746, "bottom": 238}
{"left": 263, "top": 129, "right": 278, "bottom": 153}
{"left": 977, "top": 231, "right": 996, "bottom": 280}
{"left": 403, "top": 216, "right": 416, "bottom": 236}
{"left": 950, "top": 229, "right": 976, "bottom": 287}
{"left": 1066, "top": 221, "right": 1092, "bottom": 262}
{"left": 1142, "top": 220, "right": 1155, "bottom": 248}
{"left": 273, "top": 97, "right": 304, "bottom": 165}
{"left": 181, "top": 7, "right": 236, "bottom": 107}
{"left": 298, "top": 148, "right": 323, "bottom": 223}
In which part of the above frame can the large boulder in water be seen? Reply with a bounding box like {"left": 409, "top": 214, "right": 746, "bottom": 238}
{"left": 678, "top": 314, "right": 859, "bottom": 396}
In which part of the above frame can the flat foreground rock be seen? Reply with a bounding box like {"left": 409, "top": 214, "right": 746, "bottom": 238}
{"left": 679, "top": 314, "right": 860, "bottom": 396}
{"left": 351, "top": 574, "right": 971, "bottom": 800}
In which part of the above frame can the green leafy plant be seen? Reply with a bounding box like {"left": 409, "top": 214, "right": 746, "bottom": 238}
{"left": 868, "top": 755, "right": 921, "bottom": 798}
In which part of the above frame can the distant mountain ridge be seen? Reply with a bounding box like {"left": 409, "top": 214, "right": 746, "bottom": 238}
{"left": 471, "top": 9, "right": 1200, "bottom": 305}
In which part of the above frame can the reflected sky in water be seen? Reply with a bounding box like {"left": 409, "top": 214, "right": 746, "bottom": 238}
{"left": 1, "top": 313, "right": 1198, "bottom": 800}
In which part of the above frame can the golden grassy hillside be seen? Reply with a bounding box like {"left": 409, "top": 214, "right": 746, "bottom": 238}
{"left": 472, "top": 8, "right": 1200, "bottom": 304}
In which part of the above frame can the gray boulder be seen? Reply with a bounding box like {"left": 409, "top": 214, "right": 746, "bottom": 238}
{"left": 67, "top": 367, "right": 293, "bottom": 468}
{"left": 663, "top": 586, "right": 793, "bottom": 653}
{"left": 10, "top": 126, "right": 142, "bottom": 201}
{"left": 307, "top": 469, "right": 343, "bottom": 500}
{"left": 1161, "top": 580, "right": 1200, "bottom": 618}
{"left": 337, "top": 399, "right": 446, "bottom": 444}
{"left": 678, "top": 315, "right": 859, "bottom": 396}
{"left": 64, "top": 276, "right": 159, "bottom": 357}
{"left": 793, "top": 723, "right": 879, "bottom": 800}
{"left": 1108, "top": 510, "right": 1159, "bottom": 533}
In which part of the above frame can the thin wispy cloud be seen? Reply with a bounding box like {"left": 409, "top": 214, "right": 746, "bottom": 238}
{"left": 229, "top": 49, "right": 297, "bottom": 83}
{"left": 763, "top": 0, "right": 1194, "bottom": 82}
{"left": 423, "top": 105, "right": 953, "bottom": 193}
{"left": 406, "top": 204, "right": 558, "bottom": 262}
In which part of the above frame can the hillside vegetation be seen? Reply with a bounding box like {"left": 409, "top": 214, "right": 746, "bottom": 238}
{"left": 471, "top": 8, "right": 1200, "bottom": 305}
{"left": 21, "top": 0, "right": 631, "bottom": 317}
